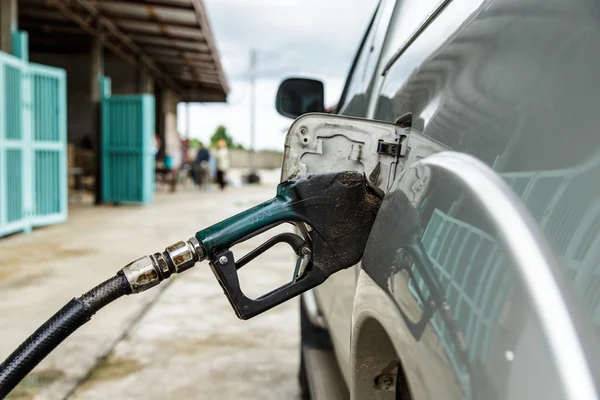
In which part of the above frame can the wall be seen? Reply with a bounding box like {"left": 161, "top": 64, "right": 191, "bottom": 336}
{"left": 104, "top": 54, "right": 136, "bottom": 95}
{"left": 138, "top": 67, "right": 154, "bottom": 94}
{"left": 228, "top": 149, "right": 283, "bottom": 169}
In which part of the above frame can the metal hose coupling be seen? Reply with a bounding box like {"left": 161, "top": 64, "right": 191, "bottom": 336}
{"left": 121, "top": 237, "right": 205, "bottom": 294}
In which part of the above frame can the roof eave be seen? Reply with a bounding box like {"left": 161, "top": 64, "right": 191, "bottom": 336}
{"left": 189, "top": 0, "right": 230, "bottom": 96}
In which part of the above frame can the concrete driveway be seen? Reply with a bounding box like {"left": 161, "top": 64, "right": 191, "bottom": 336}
{"left": 0, "top": 180, "right": 301, "bottom": 399}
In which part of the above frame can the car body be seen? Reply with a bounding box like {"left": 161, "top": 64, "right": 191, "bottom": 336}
{"left": 278, "top": 0, "right": 600, "bottom": 398}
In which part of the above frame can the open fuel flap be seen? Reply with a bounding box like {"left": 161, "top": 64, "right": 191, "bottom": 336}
{"left": 281, "top": 113, "right": 450, "bottom": 194}
{"left": 281, "top": 113, "right": 410, "bottom": 192}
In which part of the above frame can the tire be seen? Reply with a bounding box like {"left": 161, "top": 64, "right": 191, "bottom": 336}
{"left": 298, "top": 296, "right": 333, "bottom": 399}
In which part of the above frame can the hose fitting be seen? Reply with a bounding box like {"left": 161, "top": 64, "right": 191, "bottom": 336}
{"left": 121, "top": 237, "right": 205, "bottom": 294}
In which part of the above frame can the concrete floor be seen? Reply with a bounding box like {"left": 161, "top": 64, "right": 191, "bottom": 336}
{"left": 0, "top": 177, "right": 302, "bottom": 399}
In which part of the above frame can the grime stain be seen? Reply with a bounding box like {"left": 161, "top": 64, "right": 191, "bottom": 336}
{"left": 7, "top": 368, "right": 64, "bottom": 400}
{"left": 0, "top": 246, "right": 93, "bottom": 268}
{"left": 0, "top": 269, "right": 16, "bottom": 282}
{"left": 158, "top": 335, "right": 262, "bottom": 355}
{"left": 3, "top": 273, "right": 47, "bottom": 289}
{"left": 78, "top": 358, "right": 143, "bottom": 391}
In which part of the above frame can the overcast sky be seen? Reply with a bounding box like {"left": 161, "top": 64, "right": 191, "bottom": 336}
{"left": 177, "top": 0, "right": 379, "bottom": 150}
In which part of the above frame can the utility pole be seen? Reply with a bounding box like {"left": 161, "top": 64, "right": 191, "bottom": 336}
{"left": 186, "top": 102, "right": 191, "bottom": 139}
{"left": 249, "top": 48, "right": 256, "bottom": 172}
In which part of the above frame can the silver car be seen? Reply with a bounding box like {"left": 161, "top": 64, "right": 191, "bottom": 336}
{"left": 275, "top": 0, "right": 600, "bottom": 399}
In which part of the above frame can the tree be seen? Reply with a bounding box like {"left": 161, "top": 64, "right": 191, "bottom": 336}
{"left": 189, "top": 138, "right": 203, "bottom": 148}
{"left": 209, "top": 125, "right": 246, "bottom": 149}
{"left": 210, "top": 125, "right": 234, "bottom": 148}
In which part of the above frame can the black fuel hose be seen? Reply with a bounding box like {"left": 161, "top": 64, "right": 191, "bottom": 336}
{"left": 0, "top": 273, "right": 131, "bottom": 398}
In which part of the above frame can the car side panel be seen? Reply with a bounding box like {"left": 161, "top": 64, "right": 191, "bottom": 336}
{"left": 360, "top": 0, "right": 600, "bottom": 397}
{"left": 357, "top": 154, "right": 567, "bottom": 399}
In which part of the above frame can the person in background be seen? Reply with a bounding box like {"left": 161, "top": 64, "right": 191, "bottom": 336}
{"left": 153, "top": 134, "right": 161, "bottom": 158}
{"left": 163, "top": 154, "right": 177, "bottom": 193}
{"left": 215, "top": 139, "right": 230, "bottom": 190}
{"left": 195, "top": 142, "right": 211, "bottom": 190}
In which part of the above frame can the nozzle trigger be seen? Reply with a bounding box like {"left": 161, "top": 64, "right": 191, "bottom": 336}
{"left": 235, "top": 232, "right": 309, "bottom": 271}
{"left": 207, "top": 232, "right": 317, "bottom": 320}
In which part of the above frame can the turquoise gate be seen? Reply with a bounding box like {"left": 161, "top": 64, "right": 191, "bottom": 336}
{"left": 0, "top": 45, "right": 67, "bottom": 238}
{"left": 101, "top": 77, "right": 155, "bottom": 204}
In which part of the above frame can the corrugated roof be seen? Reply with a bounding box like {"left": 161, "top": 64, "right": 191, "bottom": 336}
{"left": 18, "top": 0, "right": 229, "bottom": 102}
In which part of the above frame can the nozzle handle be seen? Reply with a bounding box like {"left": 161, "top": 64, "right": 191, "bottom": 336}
{"left": 195, "top": 186, "right": 303, "bottom": 257}
{"left": 197, "top": 172, "right": 384, "bottom": 320}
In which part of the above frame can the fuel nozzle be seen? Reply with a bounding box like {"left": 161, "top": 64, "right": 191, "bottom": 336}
{"left": 121, "top": 171, "right": 383, "bottom": 318}
{"left": 121, "top": 237, "right": 205, "bottom": 293}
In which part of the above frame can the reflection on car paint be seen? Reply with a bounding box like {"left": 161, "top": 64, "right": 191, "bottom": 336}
{"left": 400, "top": 208, "right": 510, "bottom": 400}
{"left": 380, "top": 152, "right": 600, "bottom": 399}
{"left": 501, "top": 153, "right": 600, "bottom": 329}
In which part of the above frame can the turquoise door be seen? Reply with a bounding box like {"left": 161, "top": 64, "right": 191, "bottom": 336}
{"left": 102, "top": 87, "right": 155, "bottom": 204}
{"left": 0, "top": 50, "right": 67, "bottom": 238}
{"left": 0, "top": 51, "right": 28, "bottom": 237}
{"left": 30, "top": 63, "right": 67, "bottom": 227}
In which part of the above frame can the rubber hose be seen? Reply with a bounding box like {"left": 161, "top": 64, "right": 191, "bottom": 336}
{"left": 0, "top": 274, "right": 131, "bottom": 398}
{"left": 79, "top": 273, "right": 131, "bottom": 314}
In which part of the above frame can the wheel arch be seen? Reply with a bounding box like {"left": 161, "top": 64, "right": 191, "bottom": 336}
{"left": 351, "top": 270, "right": 418, "bottom": 399}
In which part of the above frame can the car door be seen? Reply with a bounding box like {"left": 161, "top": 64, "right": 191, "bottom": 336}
{"left": 356, "top": 0, "right": 600, "bottom": 397}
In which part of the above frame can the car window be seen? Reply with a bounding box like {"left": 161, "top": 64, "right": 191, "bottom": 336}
{"left": 361, "top": 0, "right": 443, "bottom": 119}
{"left": 374, "top": 0, "right": 482, "bottom": 123}
{"left": 337, "top": 0, "right": 390, "bottom": 118}
{"left": 379, "top": 0, "right": 445, "bottom": 68}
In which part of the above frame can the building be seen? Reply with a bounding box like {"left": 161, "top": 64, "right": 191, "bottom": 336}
{"left": 0, "top": 0, "right": 228, "bottom": 236}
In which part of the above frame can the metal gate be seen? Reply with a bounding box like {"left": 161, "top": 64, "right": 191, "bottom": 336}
{"left": 0, "top": 49, "right": 67, "bottom": 238}
{"left": 30, "top": 63, "right": 68, "bottom": 226}
{"left": 101, "top": 77, "right": 155, "bottom": 204}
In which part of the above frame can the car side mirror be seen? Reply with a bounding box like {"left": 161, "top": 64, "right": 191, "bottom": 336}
{"left": 275, "top": 78, "right": 325, "bottom": 119}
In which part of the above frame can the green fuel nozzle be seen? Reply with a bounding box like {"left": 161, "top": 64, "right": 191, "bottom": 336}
{"left": 121, "top": 171, "right": 383, "bottom": 319}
